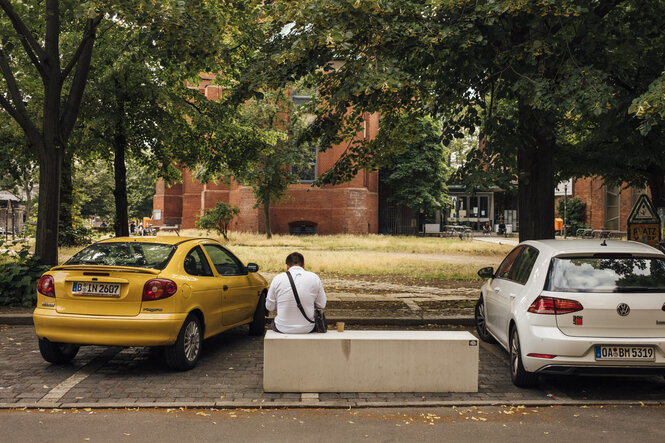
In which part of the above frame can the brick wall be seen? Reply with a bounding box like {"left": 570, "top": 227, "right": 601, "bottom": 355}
{"left": 572, "top": 177, "right": 650, "bottom": 231}
{"left": 151, "top": 100, "right": 381, "bottom": 234}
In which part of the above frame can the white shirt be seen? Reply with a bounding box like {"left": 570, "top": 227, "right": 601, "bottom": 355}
{"left": 266, "top": 266, "right": 327, "bottom": 334}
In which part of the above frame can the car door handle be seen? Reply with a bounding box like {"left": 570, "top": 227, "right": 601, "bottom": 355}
{"left": 223, "top": 285, "right": 228, "bottom": 291}
{"left": 493, "top": 287, "right": 501, "bottom": 293}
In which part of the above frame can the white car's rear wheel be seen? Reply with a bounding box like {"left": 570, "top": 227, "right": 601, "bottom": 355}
{"left": 510, "top": 327, "right": 538, "bottom": 387}
{"left": 474, "top": 297, "right": 496, "bottom": 343}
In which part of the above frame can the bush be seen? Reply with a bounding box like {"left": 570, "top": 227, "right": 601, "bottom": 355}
{"left": 0, "top": 241, "right": 50, "bottom": 307}
{"left": 557, "top": 197, "right": 587, "bottom": 236}
{"left": 195, "top": 202, "right": 240, "bottom": 240}
{"left": 58, "top": 224, "right": 93, "bottom": 246}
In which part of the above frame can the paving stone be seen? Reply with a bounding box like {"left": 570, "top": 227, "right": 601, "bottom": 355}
{"left": 2, "top": 324, "right": 665, "bottom": 408}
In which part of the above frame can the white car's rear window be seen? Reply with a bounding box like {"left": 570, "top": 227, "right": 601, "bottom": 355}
{"left": 547, "top": 256, "right": 665, "bottom": 293}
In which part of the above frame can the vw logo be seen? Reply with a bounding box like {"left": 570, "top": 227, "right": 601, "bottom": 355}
{"left": 617, "top": 303, "right": 630, "bottom": 317}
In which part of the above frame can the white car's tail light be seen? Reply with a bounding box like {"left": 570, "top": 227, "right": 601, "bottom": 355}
{"left": 528, "top": 296, "right": 583, "bottom": 315}
{"left": 527, "top": 353, "right": 556, "bottom": 359}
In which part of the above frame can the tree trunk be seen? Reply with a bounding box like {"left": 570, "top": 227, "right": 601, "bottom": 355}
{"left": 113, "top": 109, "right": 129, "bottom": 237}
{"left": 646, "top": 164, "right": 665, "bottom": 209}
{"left": 58, "top": 148, "right": 73, "bottom": 243}
{"left": 264, "top": 201, "right": 272, "bottom": 239}
{"left": 35, "top": 143, "right": 62, "bottom": 265}
{"left": 517, "top": 103, "right": 555, "bottom": 242}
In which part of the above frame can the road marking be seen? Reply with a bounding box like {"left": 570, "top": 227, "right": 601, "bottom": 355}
{"left": 403, "top": 300, "right": 421, "bottom": 311}
{"left": 37, "top": 347, "right": 120, "bottom": 405}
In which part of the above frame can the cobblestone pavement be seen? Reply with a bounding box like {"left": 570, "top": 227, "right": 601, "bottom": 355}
{"left": 2, "top": 324, "right": 664, "bottom": 409}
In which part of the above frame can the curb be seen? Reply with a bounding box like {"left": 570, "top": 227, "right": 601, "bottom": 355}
{"left": 0, "top": 314, "right": 475, "bottom": 327}
{"left": 0, "top": 314, "right": 32, "bottom": 325}
{"left": 1, "top": 399, "right": 663, "bottom": 410}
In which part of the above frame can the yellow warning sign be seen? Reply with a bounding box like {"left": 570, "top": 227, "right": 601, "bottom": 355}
{"left": 629, "top": 223, "right": 660, "bottom": 248}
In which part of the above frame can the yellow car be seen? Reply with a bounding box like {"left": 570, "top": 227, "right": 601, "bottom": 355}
{"left": 33, "top": 237, "right": 268, "bottom": 370}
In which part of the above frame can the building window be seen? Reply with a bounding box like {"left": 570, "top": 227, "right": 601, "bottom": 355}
{"left": 289, "top": 221, "right": 317, "bottom": 235}
{"left": 292, "top": 145, "right": 317, "bottom": 183}
{"left": 605, "top": 185, "right": 620, "bottom": 231}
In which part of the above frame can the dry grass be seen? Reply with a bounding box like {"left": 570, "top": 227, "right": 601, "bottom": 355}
{"left": 21, "top": 230, "right": 512, "bottom": 280}
{"left": 178, "top": 230, "right": 512, "bottom": 280}
{"left": 182, "top": 230, "right": 510, "bottom": 255}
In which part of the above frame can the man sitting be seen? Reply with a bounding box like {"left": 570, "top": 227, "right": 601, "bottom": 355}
{"left": 266, "top": 252, "right": 327, "bottom": 333}
{"left": 498, "top": 221, "right": 507, "bottom": 236}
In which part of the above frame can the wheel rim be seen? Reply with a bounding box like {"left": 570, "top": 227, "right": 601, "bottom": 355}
{"left": 510, "top": 329, "right": 520, "bottom": 376}
{"left": 476, "top": 301, "right": 487, "bottom": 335}
{"left": 183, "top": 320, "right": 200, "bottom": 362}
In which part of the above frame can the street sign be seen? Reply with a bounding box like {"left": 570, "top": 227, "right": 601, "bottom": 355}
{"left": 627, "top": 194, "right": 661, "bottom": 248}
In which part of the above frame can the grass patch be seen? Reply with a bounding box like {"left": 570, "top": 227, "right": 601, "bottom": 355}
{"left": 183, "top": 230, "right": 512, "bottom": 255}
{"left": 42, "top": 231, "right": 512, "bottom": 281}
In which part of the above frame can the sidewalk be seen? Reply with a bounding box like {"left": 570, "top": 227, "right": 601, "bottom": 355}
{"left": 2, "top": 318, "right": 664, "bottom": 409}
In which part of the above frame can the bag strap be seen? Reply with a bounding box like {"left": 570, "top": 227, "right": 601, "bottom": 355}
{"left": 286, "top": 271, "right": 314, "bottom": 323}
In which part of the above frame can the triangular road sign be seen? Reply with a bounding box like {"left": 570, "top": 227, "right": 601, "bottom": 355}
{"left": 628, "top": 194, "right": 660, "bottom": 223}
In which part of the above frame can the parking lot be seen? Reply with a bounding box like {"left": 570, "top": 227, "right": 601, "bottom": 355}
{"left": 1, "top": 323, "right": 664, "bottom": 409}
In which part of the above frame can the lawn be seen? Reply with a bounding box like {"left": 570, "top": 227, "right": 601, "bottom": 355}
{"left": 180, "top": 230, "right": 513, "bottom": 281}
{"left": 17, "top": 230, "right": 513, "bottom": 281}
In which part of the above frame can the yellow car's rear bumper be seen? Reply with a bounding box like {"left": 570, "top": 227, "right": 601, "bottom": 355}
{"left": 33, "top": 308, "right": 187, "bottom": 347}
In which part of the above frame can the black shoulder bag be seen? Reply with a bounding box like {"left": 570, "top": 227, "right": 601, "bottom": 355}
{"left": 286, "top": 271, "right": 327, "bottom": 333}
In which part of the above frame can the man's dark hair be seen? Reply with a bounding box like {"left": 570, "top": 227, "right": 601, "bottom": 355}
{"left": 286, "top": 252, "right": 304, "bottom": 267}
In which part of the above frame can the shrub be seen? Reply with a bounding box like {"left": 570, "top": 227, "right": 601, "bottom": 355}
{"left": 557, "top": 197, "right": 587, "bottom": 236}
{"left": 58, "top": 224, "right": 93, "bottom": 246}
{"left": 195, "top": 202, "right": 240, "bottom": 240}
{"left": 0, "top": 241, "right": 49, "bottom": 307}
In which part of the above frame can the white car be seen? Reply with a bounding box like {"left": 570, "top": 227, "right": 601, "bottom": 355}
{"left": 475, "top": 239, "right": 665, "bottom": 387}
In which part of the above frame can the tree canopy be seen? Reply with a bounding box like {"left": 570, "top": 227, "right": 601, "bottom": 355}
{"left": 243, "top": 0, "right": 665, "bottom": 241}
{"left": 0, "top": 0, "right": 264, "bottom": 264}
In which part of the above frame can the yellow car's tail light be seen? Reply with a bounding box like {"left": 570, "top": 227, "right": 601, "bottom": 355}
{"left": 142, "top": 279, "right": 177, "bottom": 301}
{"left": 37, "top": 275, "right": 55, "bottom": 298}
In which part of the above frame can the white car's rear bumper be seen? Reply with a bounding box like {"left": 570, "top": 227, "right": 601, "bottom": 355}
{"left": 519, "top": 323, "right": 665, "bottom": 374}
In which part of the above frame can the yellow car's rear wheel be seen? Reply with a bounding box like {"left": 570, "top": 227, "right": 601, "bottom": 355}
{"left": 165, "top": 314, "right": 202, "bottom": 371}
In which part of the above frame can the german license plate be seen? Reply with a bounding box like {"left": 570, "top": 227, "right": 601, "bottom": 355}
{"left": 595, "top": 345, "right": 655, "bottom": 361}
{"left": 72, "top": 282, "right": 121, "bottom": 297}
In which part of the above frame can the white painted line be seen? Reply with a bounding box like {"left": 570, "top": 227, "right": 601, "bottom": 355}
{"left": 38, "top": 347, "right": 120, "bottom": 405}
{"left": 403, "top": 300, "right": 421, "bottom": 311}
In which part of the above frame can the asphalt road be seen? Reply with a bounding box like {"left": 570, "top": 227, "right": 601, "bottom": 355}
{"left": 1, "top": 405, "right": 663, "bottom": 442}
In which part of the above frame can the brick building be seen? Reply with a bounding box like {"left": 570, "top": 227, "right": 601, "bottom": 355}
{"left": 558, "top": 177, "right": 647, "bottom": 232}
{"left": 152, "top": 78, "right": 380, "bottom": 235}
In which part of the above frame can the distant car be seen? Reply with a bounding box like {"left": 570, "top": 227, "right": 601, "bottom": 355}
{"left": 33, "top": 237, "right": 268, "bottom": 370}
{"left": 475, "top": 239, "right": 665, "bottom": 387}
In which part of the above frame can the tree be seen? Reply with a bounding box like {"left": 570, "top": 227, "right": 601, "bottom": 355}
{"left": 380, "top": 113, "right": 450, "bottom": 213}
{"left": 557, "top": 197, "right": 587, "bottom": 237}
{"left": 195, "top": 202, "right": 240, "bottom": 241}
{"left": 558, "top": 2, "right": 665, "bottom": 208}
{"left": 245, "top": 0, "right": 650, "bottom": 242}
{"left": 232, "top": 89, "right": 311, "bottom": 239}
{"left": 1, "top": 0, "right": 266, "bottom": 262}
{"left": 0, "top": 0, "right": 102, "bottom": 263}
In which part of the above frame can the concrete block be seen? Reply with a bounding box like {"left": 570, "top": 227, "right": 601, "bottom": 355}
{"left": 263, "top": 330, "right": 478, "bottom": 392}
